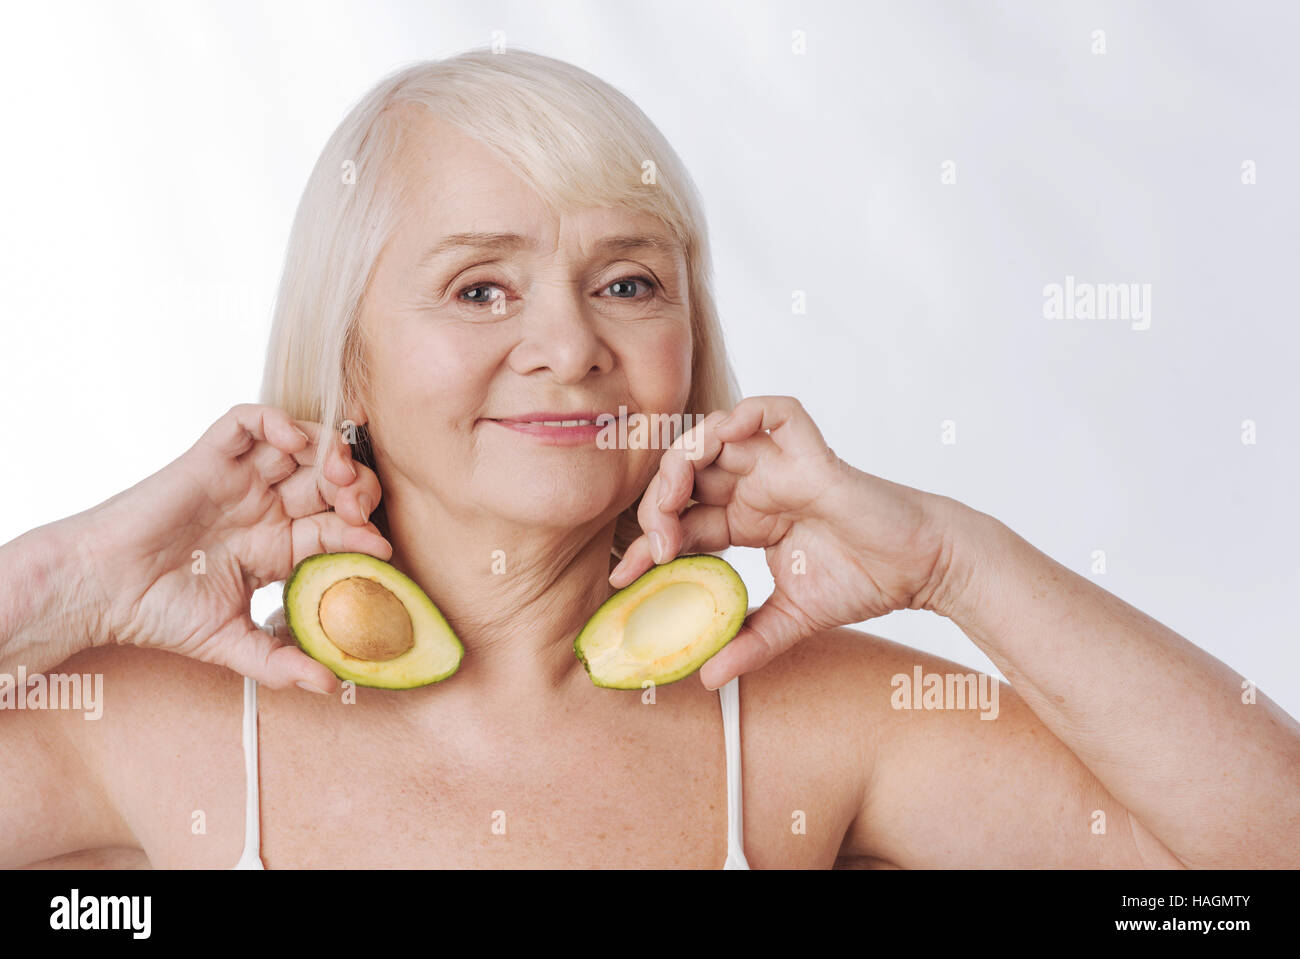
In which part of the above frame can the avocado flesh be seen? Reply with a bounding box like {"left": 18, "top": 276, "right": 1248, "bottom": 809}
{"left": 574, "top": 554, "right": 748, "bottom": 688}
{"left": 284, "top": 552, "right": 463, "bottom": 689}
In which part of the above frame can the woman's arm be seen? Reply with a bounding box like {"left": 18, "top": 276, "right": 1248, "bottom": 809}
{"left": 0, "top": 661, "right": 137, "bottom": 868}
{"left": 0, "top": 404, "right": 388, "bottom": 689}
{"left": 0, "top": 516, "right": 108, "bottom": 676}
{"left": 621, "top": 395, "right": 1300, "bottom": 867}
{"left": 921, "top": 500, "right": 1300, "bottom": 867}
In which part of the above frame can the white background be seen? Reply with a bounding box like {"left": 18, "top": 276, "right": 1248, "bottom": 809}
{"left": 2, "top": 1, "right": 1296, "bottom": 716}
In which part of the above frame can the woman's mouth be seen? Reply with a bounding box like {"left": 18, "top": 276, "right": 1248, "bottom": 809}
{"left": 484, "top": 411, "right": 613, "bottom": 446}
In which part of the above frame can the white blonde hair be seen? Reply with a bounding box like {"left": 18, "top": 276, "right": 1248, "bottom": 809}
{"left": 259, "top": 45, "right": 740, "bottom": 557}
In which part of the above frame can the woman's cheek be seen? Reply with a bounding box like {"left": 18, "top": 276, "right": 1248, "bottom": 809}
{"left": 391, "top": 322, "right": 495, "bottom": 403}
{"left": 630, "top": 325, "right": 693, "bottom": 409}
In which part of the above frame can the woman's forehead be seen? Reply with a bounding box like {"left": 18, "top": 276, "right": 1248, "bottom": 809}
{"left": 386, "top": 109, "right": 678, "bottom": 256}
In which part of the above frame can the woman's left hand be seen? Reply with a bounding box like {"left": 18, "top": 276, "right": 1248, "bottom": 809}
{"left": 609, "top": 396, "right": 965, "bottom": 689}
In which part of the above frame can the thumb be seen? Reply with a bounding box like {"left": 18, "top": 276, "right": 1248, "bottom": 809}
{"left": 217, "top": 614, "right": 340, "bottom": 694}
{"left": 698, "top": 596, "right": 810, "bottom": 691}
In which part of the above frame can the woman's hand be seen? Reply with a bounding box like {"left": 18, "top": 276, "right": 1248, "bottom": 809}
{"left": 74, "top": 404, "right": 391, "bottom": 691}
{"left": 609, "top": 396, "right": 963, "bottom": 689}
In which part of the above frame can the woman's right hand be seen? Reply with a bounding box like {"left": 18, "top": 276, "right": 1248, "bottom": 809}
{"left": 76, "top": 404, "right": 391, "bottom": 691}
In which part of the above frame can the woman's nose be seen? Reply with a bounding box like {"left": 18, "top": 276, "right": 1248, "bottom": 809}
{"left": 507, "top": 283, "right": 614, "bottom": 383}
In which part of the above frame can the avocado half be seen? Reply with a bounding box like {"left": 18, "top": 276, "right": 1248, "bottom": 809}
{"left": 283, "top": 552, "right": 464, "bottom": 689}
{"left": 574, "top": 554, "right": 748, "bottom": 689}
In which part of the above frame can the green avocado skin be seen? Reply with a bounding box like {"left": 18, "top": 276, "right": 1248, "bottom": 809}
{"left": 283, "top": 552, "right": 745, "bottom": 691}
{"left": 282, "top": 552, "right": 463, "bottom": 690}
{"left": 574, "top": 554, "right": 748, "bottom": 690}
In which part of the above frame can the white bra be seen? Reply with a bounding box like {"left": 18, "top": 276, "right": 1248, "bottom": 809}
{"left": 232, "top": 674, "right": 750, "bottom": 869}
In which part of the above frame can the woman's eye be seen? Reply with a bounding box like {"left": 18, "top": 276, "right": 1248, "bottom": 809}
{"left": 458, "top": 282, "right": 505, "bottom": 307}
{"left": 455, "top": 275, "right": 657, "bottom": 308}
{"left": 604, "top": 276, "right": 657, "bottom": 299}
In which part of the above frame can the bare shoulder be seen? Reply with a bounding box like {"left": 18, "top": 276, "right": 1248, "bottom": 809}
{"left": 57, "top": 642, "right": 245, "bottom": 746}
{"left": 729, "top": 624, "right": 922, "bottom": 867}
{"left": 40, "top": 644, "right": 248, "bottom": 867}
{"left": 745, "top": 626, "right": 1178, "bottom": 868}
{"left": 735, "top": 623, "right": 952, "bottom": 758}
{"left": 733, "top": 623, "right": 1009, "bottom": 868}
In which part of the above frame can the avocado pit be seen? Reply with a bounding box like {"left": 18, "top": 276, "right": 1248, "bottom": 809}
{"left": 317, "top": 576, "right": 414, "bottom": 661}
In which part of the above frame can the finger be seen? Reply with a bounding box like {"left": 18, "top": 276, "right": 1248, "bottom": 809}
{"left": 290, "top": 511, "right": 394, "bottom": 566}
{"left": 689, "top": 464, "right": 739, "bottom": 507}
{"left": 609, "top": 531, "right": 655, "bottom": 587}
{"left": 261, "top": 606, "right": 334, "bottom": 696}
{"left": 698, "top": 598, "right": 809, "bottom": 690}
{"left": 290, "top": 418, "right": 359, "bottom": 489}
{"left": 657, "top": 409, "right": 731, "bottom": 507}
{"left": 636, "top": 410, "right": 730, "bottom": 553}
{"left": 219, "top": 616, "right": 339, "bottom": 692}
{"left": 633, "top": 434, "right": 769, "bottom": 572}
{"left": 652, "top": 414, "right": 772, "bottom": 516}
{"left": 274, "top": 458, "right": 383, "bottom": 526}
{"left": 243, "top": 421, "right": 369, "bottom": 491}
{"left": 201, "top": 403, "right": 311, "bottom": 461}
{"left": 243, "top": 441, "right": 302, "bottom": 487}
{"left": 675, "top": 504, "right": 733, "bottom": 554}
{"left": 610, "top": 505, "right": 732, "bottom": 587}
{"left": 649, "top": 503, "right": 732, "bottom": 563}
{"left": 714, "top": 395, "right": 831, "bottom": 460}
{"left": 632, "top": 470, "right": 674, "bottom": 561}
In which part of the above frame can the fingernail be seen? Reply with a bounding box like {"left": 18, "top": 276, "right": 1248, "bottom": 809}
{"left": 346, "top": 460, "right": 358, "bottom": 482}
{"left": 293, "top": 425, "right": 310, "bottom": 443}
{"left": 650, "top": 531, "right": 667, "bottom": 564}
{"left": 358, "top": 493, "right": 372, "bottom": 521}
{"left": 296, "top": 680, "right": 329, "bottom": 695}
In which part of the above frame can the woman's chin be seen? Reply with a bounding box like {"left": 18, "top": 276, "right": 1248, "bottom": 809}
{"left": 478, "top": 487, "right": 630, "bottom": 532}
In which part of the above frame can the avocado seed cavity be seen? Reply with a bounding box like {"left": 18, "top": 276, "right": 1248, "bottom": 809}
{"left": 318, "top": 577, "right": 414, "bottom": 661}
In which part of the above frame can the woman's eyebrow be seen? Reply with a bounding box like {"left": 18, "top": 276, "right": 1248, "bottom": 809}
{"left": 418, "top": 231, "right": 680, "bottom": 266}
{"left": 591, "top": 233, "right": 680, "bottom": 258}
{"left": 420, "top": 232, "right": 529, "bottom": 265}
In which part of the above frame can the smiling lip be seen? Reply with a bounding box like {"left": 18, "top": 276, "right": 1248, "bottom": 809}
{"left": 485, "top": 410, "right": 624, "bottom": 446}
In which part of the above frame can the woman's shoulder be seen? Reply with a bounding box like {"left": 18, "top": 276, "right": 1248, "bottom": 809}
{"left": 52, "top": 642, "right": 247, "bottom": 780}
{"left": 739, "top": 618, "right": 1011, "bottom": 755}
{"left": 737, "top": 620, "right": 996, "bottom": 732}
{"left": 49, "top": 642, "right": 245, "bottom": 784}
{"left": 733, "top": 620, "right": 1002, "bottom": 863}
{"left": 736, "top": 618, "right": 920, "bottom": 698}
{"left": 59, "top": 642, "right": 244, "bottom": 717}
{"left": 51, "top": 644, "right": 251, "bottom": 861}
{"left": 720, "top": 623, "right": 919, "bottom": 866}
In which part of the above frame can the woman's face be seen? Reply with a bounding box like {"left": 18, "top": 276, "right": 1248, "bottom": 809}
{"left": 357, "top": 113, "right": 694, "bottom": 532}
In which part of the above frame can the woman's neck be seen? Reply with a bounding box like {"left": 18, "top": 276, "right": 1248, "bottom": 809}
{"left": 379, "top": 492, "right": 621, "bottom": 711}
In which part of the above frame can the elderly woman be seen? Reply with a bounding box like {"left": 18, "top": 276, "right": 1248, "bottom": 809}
{"left": 2, "top": 48, "right": 1297, "bottom": 870}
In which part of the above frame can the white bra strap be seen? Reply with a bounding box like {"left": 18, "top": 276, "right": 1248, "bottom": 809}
{"left": 719, "top": 676, "right": 750, "bottom": 869}
{"left": 232, "top": 676, "right": 264, "bottom": 869}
